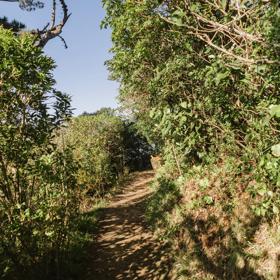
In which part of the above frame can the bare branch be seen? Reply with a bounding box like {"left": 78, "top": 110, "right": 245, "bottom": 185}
{"left": 33, "top": 0, "right": 70, "bottom": 48}
{"left": 158, "top": 1, "right": 278, "bottom": 66}
{"left": 51, "top": 0, "right": 56, "bottom": 28}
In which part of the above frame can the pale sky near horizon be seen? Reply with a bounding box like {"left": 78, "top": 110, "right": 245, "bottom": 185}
{"left": 0, "top": 1, "right": 119, "bottom": 115}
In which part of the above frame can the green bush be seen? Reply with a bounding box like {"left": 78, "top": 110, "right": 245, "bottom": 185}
{"left": 0, "top": 27, "right": 79, "bottom": 279}
{"left": 61, "top": 110, "right": 154, "bottom": 195}
{"left": 103, "top": 0, "right": 280, "bottom": 217}
{"left": 61, "top": 112, "right": 125, "bottom": 193}
{"left": 103, "top": 0, "right": 280, "bottom": 278}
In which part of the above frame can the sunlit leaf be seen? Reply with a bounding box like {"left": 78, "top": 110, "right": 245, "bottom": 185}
{"left": 271, "top": 144, "right": 280, "bottom": 157}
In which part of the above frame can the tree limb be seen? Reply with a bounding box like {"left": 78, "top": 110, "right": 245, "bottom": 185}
{"left": 0, "top": 0, "right": 70, "bottom": 48}
{"left": 32, "top": 0, "right": 70, "bottom": 48}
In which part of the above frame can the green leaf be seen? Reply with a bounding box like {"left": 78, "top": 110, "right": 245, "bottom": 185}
{"left": 203, "top": 195, "right": 214, "bottom": 205}
{"left": 271, "top": 144, "right": 280, "bottom": 157}
{"left": 180, "top": 102, "right": 187, "bottom": 109}
{"left": 215, "top": 71, "right": 229, "bottom": 85}
{"left": 272, "top": 205, "right": 279, "bottom": 214}
{"left": 269, "top": 105, "right": 280, "bottom": 118}
{"left": 170, "top": 8, "right": 185, "bottom": 26}
{"left": 45, "top": 231, "right": 54, "bottom": 237}
{"left": 190, "top": 3, "right": 199, "bottom": 12}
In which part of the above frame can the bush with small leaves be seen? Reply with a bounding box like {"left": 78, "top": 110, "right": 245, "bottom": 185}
{"left": 0, "top": 27, "right": 79, "bottom": 279}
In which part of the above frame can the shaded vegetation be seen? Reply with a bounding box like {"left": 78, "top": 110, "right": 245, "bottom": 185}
{"left": 0, "top": 17, "right": 25, "bottom": 32}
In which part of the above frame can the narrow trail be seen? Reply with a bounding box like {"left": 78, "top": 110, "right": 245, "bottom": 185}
{"left": 89, "top": 171, "right": 174, "bottom": 280}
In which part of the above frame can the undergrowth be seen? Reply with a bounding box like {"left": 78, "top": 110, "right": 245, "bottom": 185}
{"left": 146, "top": 158, "right": 280, "bottom": 279}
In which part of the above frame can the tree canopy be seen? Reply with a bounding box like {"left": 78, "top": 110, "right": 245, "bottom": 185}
{"left": 0, "top": 26, "right": 79, "bottom": 279}
{"left": 0, "top": 0, "right": 43, "bottom": 10}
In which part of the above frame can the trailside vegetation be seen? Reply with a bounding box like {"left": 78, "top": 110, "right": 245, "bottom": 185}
{"left": 60, "top": 109, "right": 153, "bottom": 196}
{"left": 0, "top": 25, "right": 153, "bottom": 277}
{"left": 61, "top": 112, "right": 126, "bottom": 194}
{"left": 0, "top": 27, "right": 80, "bottom": 279}
{"left": 102, "top": 0, "right": 280, "bottom": 278}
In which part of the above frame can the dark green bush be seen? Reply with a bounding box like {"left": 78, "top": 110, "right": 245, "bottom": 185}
{"left": 61, "top": 112, "right": 125, "bottom": 193}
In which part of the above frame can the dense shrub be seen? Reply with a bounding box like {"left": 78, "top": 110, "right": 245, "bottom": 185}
{"left": 103, "top": 0, "right": 280, "bottom": 278}
{"left": 122, "top": 122, "right": 153, "bottom": 171}
{"left": 61, "top": 112, "right": 125, "bottom": 193}
{"left": 61, "top": 110, "right": 153, "bottom": 195}
{"left": 0, "top": 27, "right": 79, "bottom": 279}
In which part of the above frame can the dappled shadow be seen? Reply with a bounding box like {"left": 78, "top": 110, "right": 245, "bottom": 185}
{"left": 2, "top": 172, "right": 169, "bottom": 280}
{"left": 178, "top": 214, "right": 265, "bottom": 280}
{"left": 86, "top": 171, "right": 174, "bottom": 280}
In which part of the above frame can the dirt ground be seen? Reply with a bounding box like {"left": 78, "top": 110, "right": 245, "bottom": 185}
{"left": 88, "top": 171, "right": 174, "bottom": 280}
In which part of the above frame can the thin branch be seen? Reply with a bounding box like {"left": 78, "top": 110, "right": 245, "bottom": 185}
{"left": 33, "top": 0, "right": 71, "bottom": 48}
{"left": 51, "top": 0, "right": 57, "bottom": 28}
{"left": 158, "top": 5, "right": 278, "bottom": 66}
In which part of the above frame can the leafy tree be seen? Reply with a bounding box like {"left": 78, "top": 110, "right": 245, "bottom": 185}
{"left": 62, "top": 111, "right": 125, "bottom": 194}
{"left": 123, "top": 121, "right": 153, "bottom": 171}
{"left": 81, "top": 107, "right": 116, "bottom": 117}
{"left": 0, "top": 27, "right": 78, "bottom": 279}
{"left": 0, "top": 0, "right": 44, "bottom": 10}
{"left": 62, "top": 109, "right": 153, "bottom": 194}
{"left": 102, "top": 0, "right": 280, "bottom": 216}
{"left": 0, "top": 16, "right": 25, "bottom": 32}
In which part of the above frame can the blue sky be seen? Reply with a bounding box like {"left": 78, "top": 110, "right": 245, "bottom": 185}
{"left": 0, "top": 0, "right": 119, "bottom": 115}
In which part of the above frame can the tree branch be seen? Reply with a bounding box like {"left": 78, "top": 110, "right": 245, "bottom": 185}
{"left": 32, "top": 0, "right": 70, "bottom": 48}
{"left": 0, "top": 0, "right": 70, "bottom": 48}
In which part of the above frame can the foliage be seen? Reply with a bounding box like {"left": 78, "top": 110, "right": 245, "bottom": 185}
{"left": 0, "top": 0, "right": 44, "bottom": 10}
{"left": 122, "top": 121, "right": 153, "bottom": 171}
{"left": 146, "top": 176, "right": 181, "bottom": 232}
{"left": 102, "top": 0, "right": 280, "bottom": 220}
{"left": 61, "top": 109, "right": 152, "bottom": 195}
{"left": 103, "top": 0, "right": 280, "bottom": 278}
{"left": 61, "top": 111, "right": 126, "bottom": 193}
{"left": 0, "top": 0, "right": 70, "bottom": 49}
{"left": 0, "top": 17, "right": 25, "bottom": 32}
{"left": 0, "top": 27, "right": 79, "bottom": 279}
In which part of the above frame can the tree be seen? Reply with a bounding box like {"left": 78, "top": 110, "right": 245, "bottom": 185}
{"left": 0, "top": 16, "right": 25, "bottom": 32}
{"left": 62, "top": 111, "right": 126, "bottom": 193}
{"left": 0, "top": 26, "right": 78, "bottom": 279}
{"left": 102, "top": 0, "right": 280, "bottom": 187}
{"left": 122, "top": 121, "right": 153, "bottom": 171}
{"left": 0, "top": 0, "right": 43, "bottom": 10}
{"left": 102, "top": 1, "right": 280, "bottom": 278}
{"left": 81, "top": 107, "right": 117, "bottom": 117}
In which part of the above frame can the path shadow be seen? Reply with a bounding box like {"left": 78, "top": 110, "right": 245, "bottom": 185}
{"left": 177, "top": 214, "right": 265, "bottom": 280}
{"left": 86, "top": 171, "right": 174, "bottom": 280}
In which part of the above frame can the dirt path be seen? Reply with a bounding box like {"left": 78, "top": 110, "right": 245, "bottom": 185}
{"left": 88, "top": 171, "right": 174, "bottom": 280}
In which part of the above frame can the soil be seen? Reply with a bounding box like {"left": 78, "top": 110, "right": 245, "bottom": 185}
{"left": 88, "top": 171, "right": 174, "bottom": 280}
